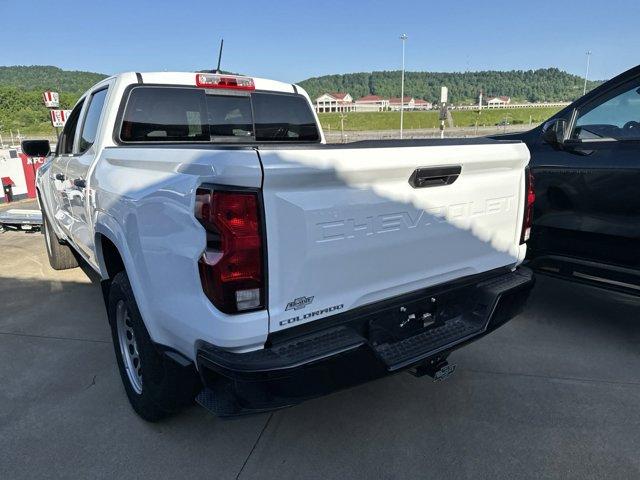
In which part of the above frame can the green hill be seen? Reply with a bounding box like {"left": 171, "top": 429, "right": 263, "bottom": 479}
{"left": 0, "top": 65, "right": 107, "bottom": 92}
{"left": 298, "top": 68, "right": 603, "bottom": 104}
{"left": 0, "top": 66, "right": 107, "bottom": 133}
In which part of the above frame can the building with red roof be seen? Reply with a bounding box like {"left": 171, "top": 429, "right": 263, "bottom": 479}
{"left": 314, "top": 92, "right": 355, "bottom": 113}
{"left": 413, "top": 99, "right": 433, "bottom": 110}
{"left": 389, "top": 96, "right": 415, "bottom": 111}
{"left": 354, "top": 95, "right": 390, "bottom": 112}
{"left": 485, "top": 96, "right": 511, "bottom": 108}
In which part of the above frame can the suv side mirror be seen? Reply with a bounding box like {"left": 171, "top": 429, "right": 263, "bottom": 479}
{"left": 542, "top": 119, "right": 567, "bottom": 148}
{"left": 21, "top": 139, "right": 51, "bottom": 158}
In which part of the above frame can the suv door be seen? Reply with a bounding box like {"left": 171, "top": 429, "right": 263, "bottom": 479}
{"left": 46, "top": 99, "right": 84, "bottom": 236}
{"left": 65, "top": 85, "right": 109, "bottom": 260}
{"left": 527, "top": 73, "right": 640, "bottom": 289}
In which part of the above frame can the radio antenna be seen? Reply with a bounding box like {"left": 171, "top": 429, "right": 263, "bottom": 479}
{"left": 215, "top": 39, "right": 224, "bottom": 73}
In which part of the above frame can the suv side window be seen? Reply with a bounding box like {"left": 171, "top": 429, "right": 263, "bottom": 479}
{"left": 78, "top": 88, "right": 109, "bottom": 154}
{"left": 58, "top": 100, "right": 85, "bottom": 155}
{"left": 573, "top": 80, "right": 640, "bottom": 141}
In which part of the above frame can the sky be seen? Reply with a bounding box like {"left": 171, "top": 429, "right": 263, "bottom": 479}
{"left": 3, "top": 0, "right": 638, "bottom": 83}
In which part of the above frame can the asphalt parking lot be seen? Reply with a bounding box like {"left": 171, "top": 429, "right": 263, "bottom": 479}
{"left": 1, "top": 228, "right": 640, "bottom": 480}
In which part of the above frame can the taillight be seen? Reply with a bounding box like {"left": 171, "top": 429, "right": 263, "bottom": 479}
{"left": 520, "top": 169, "right": 535, "bottom": 244}
{"left": 195, "top": 73, "right": 255, "bottom": 90}
{"left": 195, "top": 188, "right": 264, "bottom": 313}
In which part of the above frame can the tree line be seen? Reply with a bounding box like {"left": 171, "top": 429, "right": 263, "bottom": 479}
{"left": 0, "top": 66, "right": 106, "bottom": 132}
{"left": 298, "top": 68, "right": 603, "bottom": 104}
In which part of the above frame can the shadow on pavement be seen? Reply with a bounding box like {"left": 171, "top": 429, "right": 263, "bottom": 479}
{"left": 1, "top": 228, "right": 640, "bottom": 479}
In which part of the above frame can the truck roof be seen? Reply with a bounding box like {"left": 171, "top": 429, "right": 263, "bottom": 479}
{"left": 110, "top": 71, "right": 299, "bottom": 95}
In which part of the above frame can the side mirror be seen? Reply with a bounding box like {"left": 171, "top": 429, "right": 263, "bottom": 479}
{"left": 21, "top": 139, "right": 51, "bottom": 158}
{"left": 542, "top": 119, "right": 567, "bottom": 148}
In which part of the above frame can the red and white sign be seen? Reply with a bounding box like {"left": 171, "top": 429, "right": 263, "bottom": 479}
{"left": 43, "top": 91, "right": 60, "bottom": 108}
{"left": 19, "top": 153, "right": 45, "bottom": 199}
{"left": 50, "top": 109, "right": 71, "bottom": 128}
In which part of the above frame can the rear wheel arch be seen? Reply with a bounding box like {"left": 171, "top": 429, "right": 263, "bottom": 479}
{"left": 95, "top": 228, "right": 198, "bottom": 366}
{"left": 96, "top": 238, "right": 202, "bottom": 419}
{"left": 95, "top": 232, "right": 126, "bottom": 309}
{"left": 96, "top": 233, "right": 126, "bottom": 280}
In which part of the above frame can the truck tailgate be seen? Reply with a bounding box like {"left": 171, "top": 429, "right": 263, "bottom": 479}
{"left": 258, "top": 140, "right": 530, "bottom": 332}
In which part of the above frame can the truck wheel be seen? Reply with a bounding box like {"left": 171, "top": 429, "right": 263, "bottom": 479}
{"left": 107, "top": 271, "right": 200, "bottom": 422}
{"left": 42, "top": 213, "right": 78, "bottom": 270}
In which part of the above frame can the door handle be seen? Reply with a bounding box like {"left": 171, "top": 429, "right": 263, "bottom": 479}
{"left": 55, "top": 173, "right": 65, "bottom": 181}
{"left": 409, "top": 166, "right": 461, "bottom": 188}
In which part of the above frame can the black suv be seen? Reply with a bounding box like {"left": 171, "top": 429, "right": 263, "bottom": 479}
{"left": 499, "top": 65, "right": 640, "bottom": 295}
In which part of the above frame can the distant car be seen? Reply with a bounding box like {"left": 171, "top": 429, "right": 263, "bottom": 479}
{"left": 498, "top": 65, "right": 640, "bottom": 295}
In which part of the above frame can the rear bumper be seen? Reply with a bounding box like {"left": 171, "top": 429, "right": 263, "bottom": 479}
{"left": 196, "top": 266, "right": 534, "bottom": 415}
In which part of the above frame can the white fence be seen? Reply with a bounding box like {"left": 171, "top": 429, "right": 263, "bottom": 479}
{"left": 454, "top": 102, "right": 571, "bottom": 111}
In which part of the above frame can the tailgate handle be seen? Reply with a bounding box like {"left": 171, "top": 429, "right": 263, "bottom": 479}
{"left": 409, "top": 166, "right": 461, "bottom": 188}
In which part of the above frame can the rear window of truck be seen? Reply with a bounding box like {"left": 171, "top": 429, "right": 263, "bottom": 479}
{"left": 119, "top": 86, "right": 320, "bottom": 143}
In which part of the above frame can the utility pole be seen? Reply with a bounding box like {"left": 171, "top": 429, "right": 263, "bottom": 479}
{"left": 583, "top": 51, "right": 592, "bottom": 96}
{"left": 399, "top": 34, "right": 408, "bottom": 139}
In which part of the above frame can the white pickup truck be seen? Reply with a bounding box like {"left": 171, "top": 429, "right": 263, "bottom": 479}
{"left": 23, "top": 72, "right": 534, "bottom": 420}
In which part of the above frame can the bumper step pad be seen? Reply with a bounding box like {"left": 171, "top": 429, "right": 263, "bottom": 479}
{"left": 373, "top": 317, "right": 480, "bottom": 371}
{"left": 374, "top": 269, "right": 533, "bottom": 371}
{"left": 198, "top": 326, "right": 365, "bottom": 374}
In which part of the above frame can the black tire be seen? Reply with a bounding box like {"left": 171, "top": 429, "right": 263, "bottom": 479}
{"left": 107, "top": 271, "right": 200, "bottom": 422}
{"left": 42, "top": 212, "right": 78, "bottom": 270}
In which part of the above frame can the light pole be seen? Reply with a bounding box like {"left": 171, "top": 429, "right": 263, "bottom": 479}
{"left": 583, "top": 51, "right": 592, "bottom": 96}
{"left": 399, "top": 33, "right": 408, "bottom": 139}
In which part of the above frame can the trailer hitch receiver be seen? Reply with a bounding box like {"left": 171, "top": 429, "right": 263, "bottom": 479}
{"left": 409, "top": 358, "right": 456, "bottom": 382}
